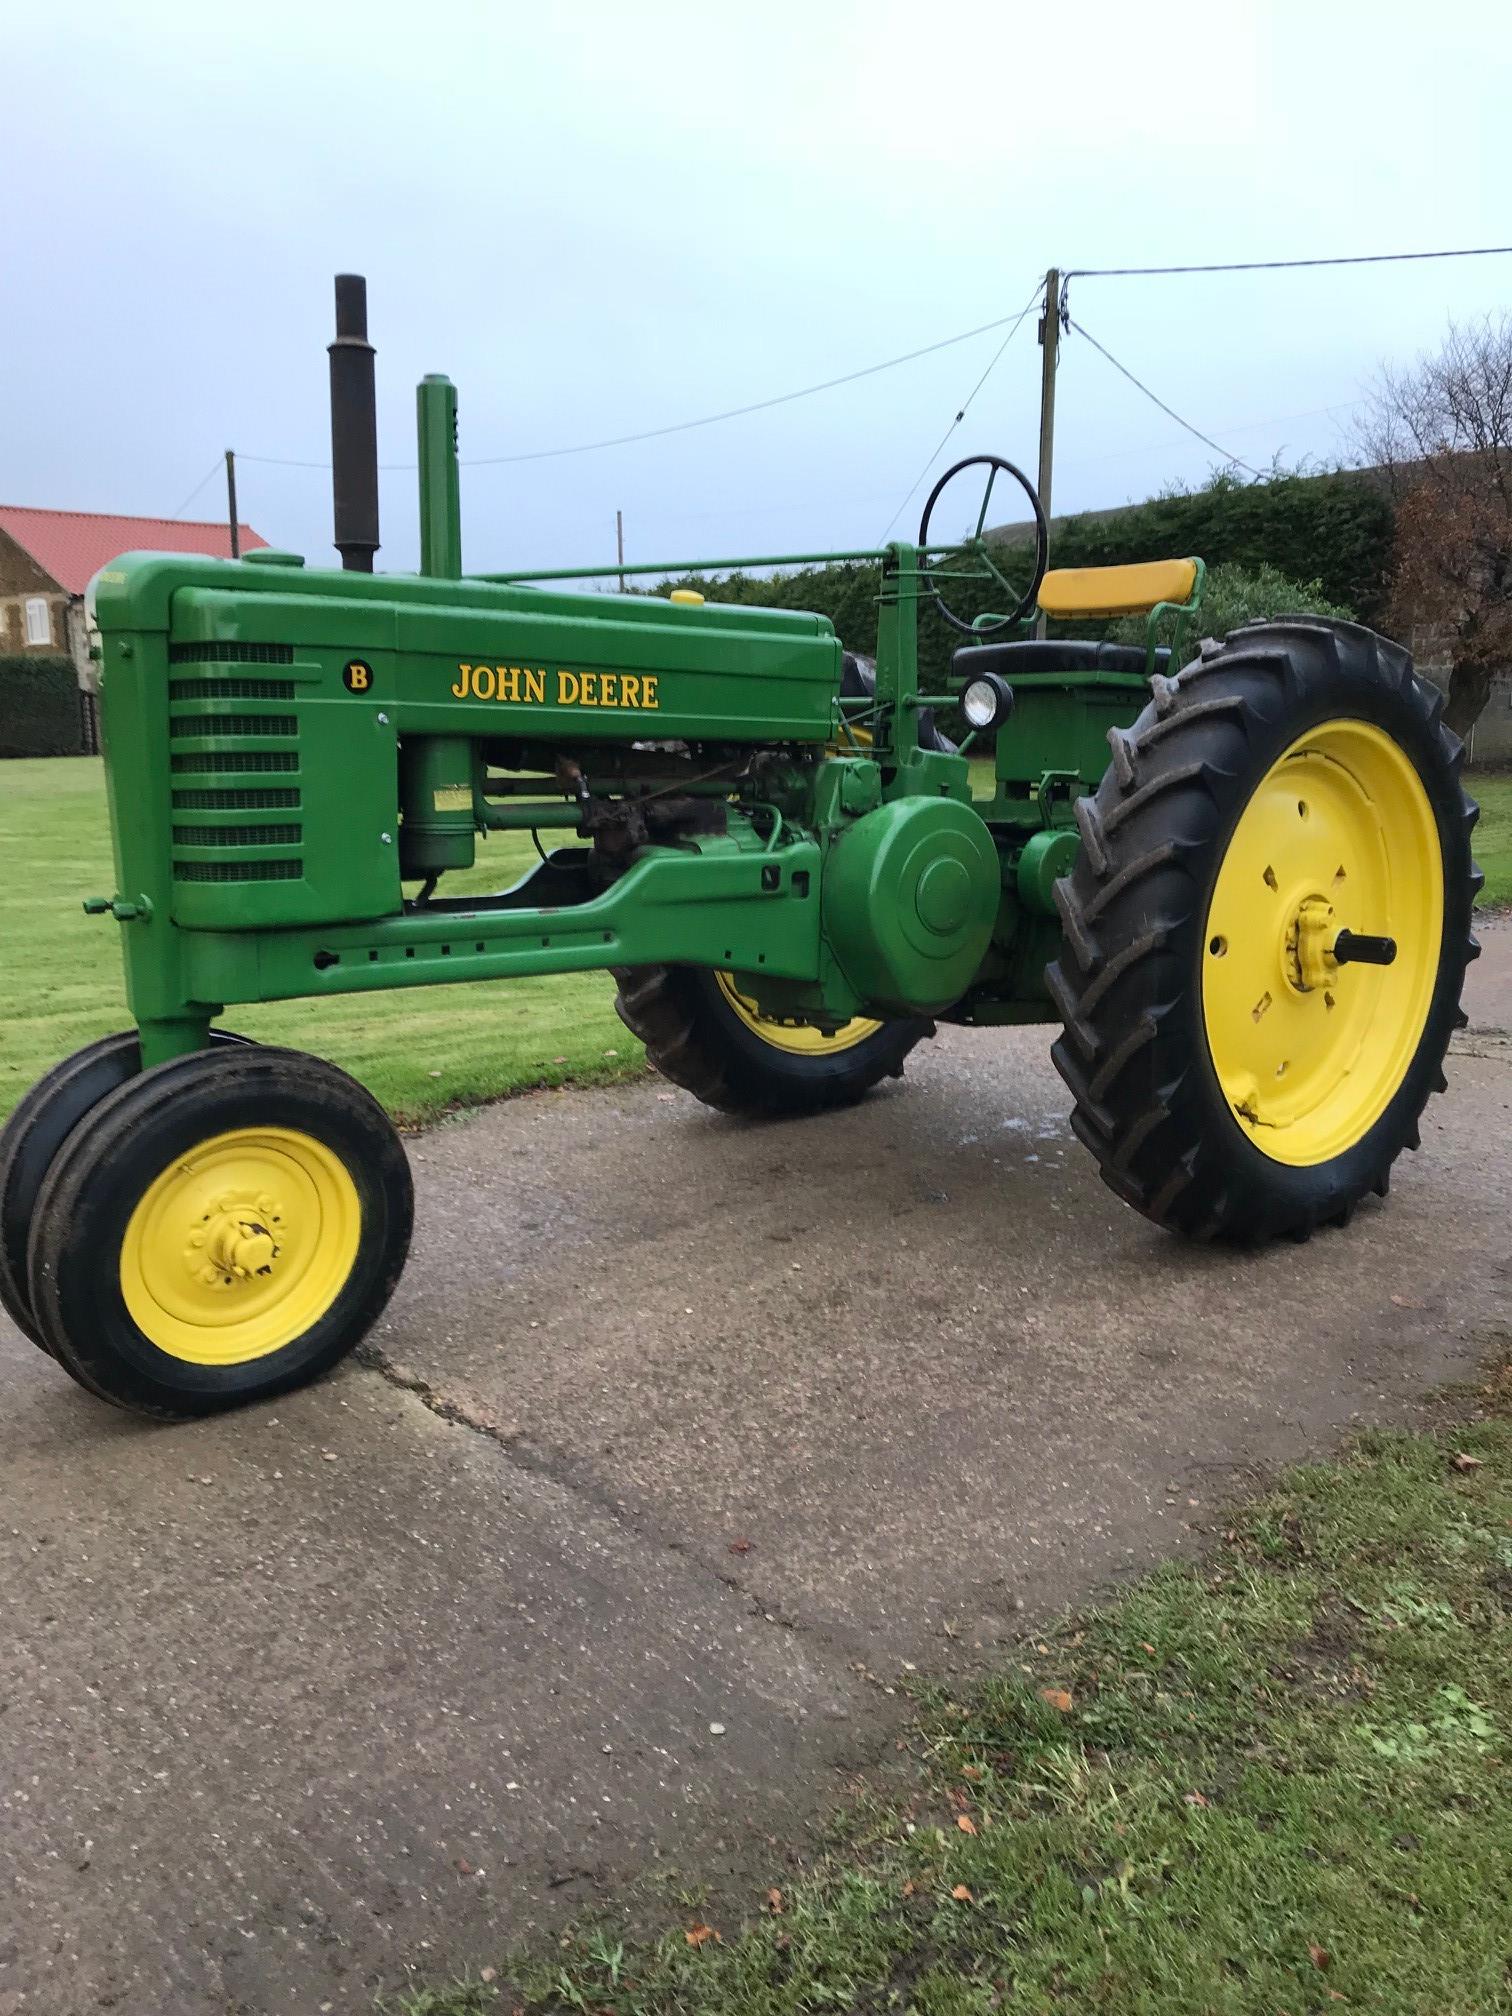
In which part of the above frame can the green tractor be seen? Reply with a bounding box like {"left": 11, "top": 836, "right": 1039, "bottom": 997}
{"left": 0, "top": 278, "right": 1480, "bottom": 1417}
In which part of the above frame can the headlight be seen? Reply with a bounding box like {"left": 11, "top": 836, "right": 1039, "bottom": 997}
{"left": 961, "top": 673, "right": 1014, "bottom": 732}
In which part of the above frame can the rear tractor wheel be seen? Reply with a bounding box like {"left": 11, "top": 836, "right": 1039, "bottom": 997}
{"left": 1048, "top": 620, "right": 1480, "bottom": 1242}
{"left": 613, "top": 965, "right": 932, "bottom": 1116}
{"left": 26, "top": 1045, "right": 412, "bottom": 1417}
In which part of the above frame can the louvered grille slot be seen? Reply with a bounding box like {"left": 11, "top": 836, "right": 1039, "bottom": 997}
{"left": 169, "top": 677, "right": 296, "bottom": 703}
{"left": 173, "top": 860, "right": 303, "bottom": 884}
{"left": 172, "top": 823, "right": 301, "bottom": 848}
{"left": 168, "top": 642, "right": 294, "bottom": 664}
{"left": 169, "top": 714, "right": 298, "bottom": 739}
{"left": 171, "top": 751, "right": 300, "bottom": 774}
{"left": 172, "top": 787, "right": 300, "bottom": 811}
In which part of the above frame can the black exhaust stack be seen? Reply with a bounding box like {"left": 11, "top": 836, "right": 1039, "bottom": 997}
{"left": 328, "top": 274, "right": 379, "bottom": 571}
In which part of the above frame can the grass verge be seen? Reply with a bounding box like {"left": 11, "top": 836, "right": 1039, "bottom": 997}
{"left": 1472, "top": 764, "right": 1512, "bottom": 911}
{"left": 0, "top": 758, "right": 644, "bottom": 1127}
{"left": 401, "top": 1357, "right": 1512, "bottom": 2016}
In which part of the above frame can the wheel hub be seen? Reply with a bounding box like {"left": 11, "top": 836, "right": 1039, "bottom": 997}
{"left": 1285, "top": 894, "right": 1339, "bottom": 994}
{"left": 120, "top": 1127, "right": 359, "bottom": 1365}
{"left": 1202, "top": 720, "right": 1442, "bottom": 1167}
{"left": 191, "top": 1198, "right": 283, "bottom": 1289}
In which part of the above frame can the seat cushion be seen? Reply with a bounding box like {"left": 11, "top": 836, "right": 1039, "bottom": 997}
{"left": 953, "top": 639, "right": 1172, "bottom": 680}
{"left": 1036, "top": 558, "right": 1199, "bottom": 619}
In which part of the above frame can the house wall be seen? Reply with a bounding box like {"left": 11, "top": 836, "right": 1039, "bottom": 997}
{"left": 0, "top": 528, "right": 69, "bottom": 657}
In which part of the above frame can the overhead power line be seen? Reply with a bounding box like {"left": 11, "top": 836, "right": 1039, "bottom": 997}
{"left": 1067, "top": 316, "right": 1266, "bottom": 479}
{"left": 170, "top": 457, "right": 225, "bottom": 519}
{"left": 879, "top": 282, "right": 1044, "bottom": 540}
{"left": 238, "top": 303, "right": 1050, "bottom": 475}
{"left": 1065, "top": 243, "right": 1512, "bottom": 281}
{"left": 229, "top": 241, "right": 1512, "bottom": 500}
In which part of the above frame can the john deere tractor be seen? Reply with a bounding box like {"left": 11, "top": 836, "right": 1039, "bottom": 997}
{"left": 0, "top": 277, "right": 1480, "bottom": 1417}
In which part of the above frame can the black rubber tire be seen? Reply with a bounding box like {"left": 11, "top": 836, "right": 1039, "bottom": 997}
{"left": 842, "top": 651, "right": 957, "bottom": 754}
{"left": 26, "top": 1046, "right": 412, "bottom": 1418}
{"left": 0, "top": 1028, "right": 251, "bottom": 1354}
{"left": 1046, "top": 619, "right": 1481, "bottom": 1243}
{"left": 613, "top": 965, "right": 932, "bottom": 1116}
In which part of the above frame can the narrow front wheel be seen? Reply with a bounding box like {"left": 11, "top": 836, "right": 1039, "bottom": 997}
{"left": 28, "top": 1046, "right": 412, "bottom": 1417}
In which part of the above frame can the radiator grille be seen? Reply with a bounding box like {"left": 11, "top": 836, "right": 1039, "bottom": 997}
{"left": 169, "top": 677, "right": 296, "bottom": 703}
{"left": 172, "top": 787, "right": 300, "bottom": 811}
{"left": 169, "top": 713, "right": 297, "bottom": 739}
{"left": 172, "top": 823, "right": 301, "bottom": 849}
{"left": 171, "top": 751, "right": 299, "bottom": 774}
{"left": 167, "top": 651, "right": 304, "bottom": 890}
{"left": 169, "top": 642, "right": 295, "bottom": 665}
{"left": 173, "top": 860, "right": 303, "bottom": 884}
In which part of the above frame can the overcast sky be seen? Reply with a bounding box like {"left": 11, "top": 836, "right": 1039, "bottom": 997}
{"left": 5, "top": 1, "right": 1509, "bottom": 583}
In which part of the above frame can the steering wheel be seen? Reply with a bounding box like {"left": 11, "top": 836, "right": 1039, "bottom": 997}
{"left": 917, "top": 454, "right": 1048, "bottom": 636}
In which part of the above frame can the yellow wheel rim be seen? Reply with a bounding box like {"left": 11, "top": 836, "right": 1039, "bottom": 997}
{"left": 1202, "top": 718, "right": 1442, "bottom": 1167}
{"left": 119, "top": 1127, "right": 362, "bottom": 1365}
{"left": 713, "top": 971, "right": 884, "bottom": 1056}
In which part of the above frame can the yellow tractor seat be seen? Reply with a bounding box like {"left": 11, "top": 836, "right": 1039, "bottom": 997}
{"left": 1036, "top": 558, "right": 1199, "bottom": 620}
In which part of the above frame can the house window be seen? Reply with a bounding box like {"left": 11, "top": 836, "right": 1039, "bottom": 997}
{"left": 25, "top": 597, "right": 52, "bottom": 647}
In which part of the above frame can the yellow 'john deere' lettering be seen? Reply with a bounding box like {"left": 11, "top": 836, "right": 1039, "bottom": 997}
{"left": 450, "top": 664, "right": 658, "bottom": 709}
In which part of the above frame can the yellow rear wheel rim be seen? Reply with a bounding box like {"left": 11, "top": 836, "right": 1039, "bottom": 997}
{"left": 1202, "top": 718, "right": 1442, "bottom": 1167}
{"left": 713, "top": 971, "right": 884, "bottom": 1056}
{"left": 119, "top": 1127, "right": 362, "bottom": 1365}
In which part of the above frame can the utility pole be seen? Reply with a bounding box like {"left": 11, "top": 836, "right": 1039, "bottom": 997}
{"left": 616, "top": 508, "right": 625, "bottom": 592}
{"left": 1035, "top": 268, "right": 1060, "bottom": 636}
{"left": 224, "top": 449, "right": 240, "bottom": 559}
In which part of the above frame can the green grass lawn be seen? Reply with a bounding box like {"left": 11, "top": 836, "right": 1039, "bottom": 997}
{"left": 0, "top": 758, "right": 643, "bottom": 1127}
{"left": 403, "top": 1360, "right": 1512, "bottom": 2016}
{"left": 2, "top": 760, "right": 1508, "bottom": 1130}
{"left": 1472, "top": 765, "right": 1512, "bottom": 912}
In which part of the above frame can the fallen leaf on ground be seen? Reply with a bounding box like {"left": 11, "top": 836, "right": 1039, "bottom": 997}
{"left": 1039, "top": 1687, "right": 1074, "bottom": 1712}
{"left": 685, "top": 1923, "right": 720, "bottom": 1948}
{"left": 1309, "top": 1942, "right": 1332, "bottom": 1971}
{"left": 951, "top": 1883, "right": 974, "bottom": 1901}
{"left": 1451, "top": 1452, "right": 1484, "bottom": 1472}
{"left": 1390, "top": 1293, "right": 1426, "bottom": 1309}
{"left": 956, "top": 1814, "right": 978, "bottom": 1835}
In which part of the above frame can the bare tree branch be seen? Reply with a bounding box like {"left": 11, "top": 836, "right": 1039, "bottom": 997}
{"left": 1351, "top": 314, "right": 1512, "bottom": 734}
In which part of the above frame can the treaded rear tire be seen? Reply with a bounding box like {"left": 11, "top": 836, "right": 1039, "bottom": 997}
{"left": 612, "top": 965, "right": 931, "bottom": 1116}
{"left": 1046, "top": 619, "right": 1481, "bottom": 1243}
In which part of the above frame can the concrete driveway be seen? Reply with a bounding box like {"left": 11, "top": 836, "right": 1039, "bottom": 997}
{"left": 3, "top": 923, "right": 1508, "bottom": 2015}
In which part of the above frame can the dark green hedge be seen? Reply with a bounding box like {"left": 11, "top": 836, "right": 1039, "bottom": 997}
{"left": 659, "top": 468, "right": 1394, "bottom": 691}
{"left": 0, "top": 655, "right": 85, "bottom": 758}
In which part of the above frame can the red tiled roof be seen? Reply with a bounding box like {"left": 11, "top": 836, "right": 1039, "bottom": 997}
{"left": 0, "top": 505, "right": 269, "bottom": 597}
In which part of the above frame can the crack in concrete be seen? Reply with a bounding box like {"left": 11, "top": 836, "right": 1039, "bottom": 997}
{"left": 354, "top": 1343, "right": 896, "bottom": 1686}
